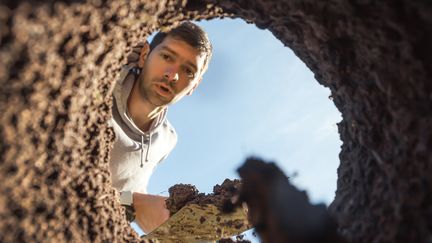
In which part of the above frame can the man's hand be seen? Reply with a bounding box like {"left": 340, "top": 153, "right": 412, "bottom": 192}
{"left": 133, "top": 193, "right": 170, "bottom": 234}
{"left": 126, "top": 41, "right": 150, "bottom": 68}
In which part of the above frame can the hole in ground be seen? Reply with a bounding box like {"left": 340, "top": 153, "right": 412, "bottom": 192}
{"left": 131, "top": 18, "right": 342, "bottom": 239}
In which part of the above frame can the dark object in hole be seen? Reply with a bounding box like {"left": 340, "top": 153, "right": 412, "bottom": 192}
{"left": 237, "top": 157, "right": 347, "bottom": 243}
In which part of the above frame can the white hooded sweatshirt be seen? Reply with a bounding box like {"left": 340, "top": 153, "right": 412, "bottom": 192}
{"left": 108, "top": 66, "right": 177, "bottom": 193}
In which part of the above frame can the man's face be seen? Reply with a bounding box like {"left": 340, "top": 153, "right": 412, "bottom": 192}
{"left": 137, "top": 36, "right": 206, "bottom": 107}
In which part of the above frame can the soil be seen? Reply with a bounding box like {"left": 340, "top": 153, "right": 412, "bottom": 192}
{"left": 237, "top": 158, "right": 345, "bottom": 243}
{"left": 166, "top": 179, "right": 241, "bottom": 216}
{"left": 1, "top": 0, "right": 431, "bottom": 242}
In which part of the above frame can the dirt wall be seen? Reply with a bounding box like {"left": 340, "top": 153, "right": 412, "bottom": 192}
{"left": 0, "top": 0, "right": 431, "bottom": 242}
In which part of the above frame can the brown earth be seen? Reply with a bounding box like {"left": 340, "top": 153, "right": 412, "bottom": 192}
{"left": 166, "top": 179, "right": 241, "bottom": 216}
{"left": 237, "top": 158, "right": 345, "bottom": 243}
{"left": 0, "top": 0, "right": 431, "bottom": 242}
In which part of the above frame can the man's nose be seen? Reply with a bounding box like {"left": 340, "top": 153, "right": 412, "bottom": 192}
{"left": 163, "top": 67, "right": 179, "bottom": 83}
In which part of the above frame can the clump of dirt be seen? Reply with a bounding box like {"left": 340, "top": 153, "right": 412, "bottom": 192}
{"left": 165, "top": 184, "right": 200, "bottom": 215}
{"left": 237, "top": 157, "right": 346, "bottom": 243}
{"left": 165, "top": 179, "right": 241, "bottom": 216}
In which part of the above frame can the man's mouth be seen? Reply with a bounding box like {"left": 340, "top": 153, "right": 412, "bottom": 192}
{"left": 154, "top": 83, "right": 173, "bottom": 97}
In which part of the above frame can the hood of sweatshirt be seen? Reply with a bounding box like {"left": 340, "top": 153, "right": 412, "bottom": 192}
{"left": 112, "top": 66, "right": 167, "bottom": 167}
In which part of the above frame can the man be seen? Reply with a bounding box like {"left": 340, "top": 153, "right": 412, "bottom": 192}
{"left": 108, "top": 22, "right": 212, "bottom": 233}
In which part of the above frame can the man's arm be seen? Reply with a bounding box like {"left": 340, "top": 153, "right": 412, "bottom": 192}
{"left": 133, "top": 192, "right": 170, "bottom": 234}
{"left": 123, "top": 41, "right": 168, "bottom": 233}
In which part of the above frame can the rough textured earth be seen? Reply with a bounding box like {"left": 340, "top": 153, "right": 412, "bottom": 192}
{"left": 166, "top": 179, "right": 241, "bottom": 216}
{"left": 166, "top": 184, "right": 200, "bottom": 216}
{"left": 1, "top": 0, "right": 431, "bottom": 242}
{"left": 237, "top": 158, "right": 345, "bottom": 243}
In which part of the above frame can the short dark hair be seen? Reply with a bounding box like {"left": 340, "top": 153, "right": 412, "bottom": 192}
{"left": 149, "top": 22, "right": 212, "bottom": 74}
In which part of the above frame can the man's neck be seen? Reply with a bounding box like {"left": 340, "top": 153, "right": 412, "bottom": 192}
{"left": 127, "top": 80, "right": 165, "bottom": 133}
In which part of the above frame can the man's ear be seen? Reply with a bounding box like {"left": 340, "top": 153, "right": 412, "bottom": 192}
{"left": 138, "top": 41, "right": 150, "bottom": 68}
{"left": 186, "top": 77, "right": 202, "bottom": 96}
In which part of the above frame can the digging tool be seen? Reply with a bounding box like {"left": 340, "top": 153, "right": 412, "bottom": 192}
{"left": 142, "top": 203, "right": 251, "bottom": 242}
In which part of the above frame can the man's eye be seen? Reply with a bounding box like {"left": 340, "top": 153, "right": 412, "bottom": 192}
{"left": 185, "top": 68, "right": 195, "bottom": 78}
{"left": 161, "top": 54, "right": 171, "bottom": 61}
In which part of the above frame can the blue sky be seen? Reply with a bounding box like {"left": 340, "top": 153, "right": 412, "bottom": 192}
{"left": 134, "top": 18, "right": 342, "bottom": 240}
